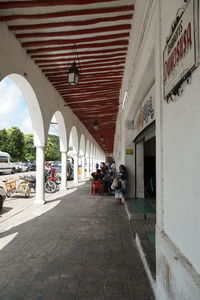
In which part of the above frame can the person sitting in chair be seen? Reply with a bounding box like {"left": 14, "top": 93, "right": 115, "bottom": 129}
{"left": 91, "top": 169, "right": 104, "bottom": 181}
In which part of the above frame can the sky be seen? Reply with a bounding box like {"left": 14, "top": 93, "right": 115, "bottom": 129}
{"left": 0, "top": 77, "right": 58, "bottom": 135}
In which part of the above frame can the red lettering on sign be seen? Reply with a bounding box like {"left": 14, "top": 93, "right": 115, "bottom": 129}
{"left": 164, "top": 22, "right": 193, "bottom": 82}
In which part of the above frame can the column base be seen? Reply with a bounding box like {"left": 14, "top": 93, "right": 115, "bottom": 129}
{"left": 34, "top": 198, "right": 46, "bottom": 205}
{"left": 60, "top": 185, "right": 67, "bottom": 191}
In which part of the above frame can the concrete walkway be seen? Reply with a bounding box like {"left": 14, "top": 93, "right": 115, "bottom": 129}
{"left": 0, "top": 182, "right": 154, "bottom": 300}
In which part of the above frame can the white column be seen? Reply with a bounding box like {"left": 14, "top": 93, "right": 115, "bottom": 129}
{"left": 86, "top": 156, "right": 90, "bottom": 178}
{"left": 34, "top": 145, "right": 45, "bottom": 204}
{"left": 89, "top": 156, "right": 92, "bottom": 173}
{"left": 81, "top": 155, "right": 85, "bottom": 180}
{"left": 91, "top": 156, "right": 94, "bottom": 172}
{"left": 92, "top": 157, "right": 96, "bottom": 172}
{"left": 61, "top": 151, "right": 67, "bottom": 190}
{"left": 73, "top": 153, "right": 78, "bottom": 183}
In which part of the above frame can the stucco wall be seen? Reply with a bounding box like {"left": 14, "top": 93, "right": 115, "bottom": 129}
{"left": 156, "top": 0, "right": 200, "bottom": 298}
{"left": 160, "top": 0, "right": 200, "bottom": 272}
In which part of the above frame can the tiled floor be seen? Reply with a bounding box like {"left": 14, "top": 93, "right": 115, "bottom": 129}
{"left": 0, "top": 182, "right": 154, "bottom": 299}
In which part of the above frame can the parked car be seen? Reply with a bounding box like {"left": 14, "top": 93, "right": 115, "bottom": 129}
{"left": 0, "top": 151, "right": 16, "bottom": 174}
{"left": 15, "top": 162, "right": 30, "bottom": 172}
{"left": 26, "top": 161, "right": 36, "bottom": 171}
{"left": 50, "top": 161, "right": 74, "bottom": 180}
{"left": 0, "top": 186, "right": 6, "bottom": 211}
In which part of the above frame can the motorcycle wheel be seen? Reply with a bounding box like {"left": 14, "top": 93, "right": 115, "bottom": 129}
{"left": 45, "top": 181, "right": 57, "bottom": 193}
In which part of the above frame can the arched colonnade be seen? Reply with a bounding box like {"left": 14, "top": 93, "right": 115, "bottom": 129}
{"left": 3, "top": 74, "right": 105, "bottom": 204}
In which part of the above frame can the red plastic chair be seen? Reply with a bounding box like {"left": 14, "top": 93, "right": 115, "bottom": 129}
{"left": 91, "top": 180, "right": 104, "bottom": 196}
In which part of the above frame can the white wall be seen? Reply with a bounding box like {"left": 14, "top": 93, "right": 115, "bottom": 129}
{"left": 156, "top": 0, "right": 200, "bottom": 298}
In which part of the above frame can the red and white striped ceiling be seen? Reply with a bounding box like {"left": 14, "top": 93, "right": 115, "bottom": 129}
{"left": 0, "top": 0, "right": 134, "bottom": 153}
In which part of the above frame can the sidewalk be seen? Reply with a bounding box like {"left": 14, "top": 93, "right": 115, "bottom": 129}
{"left": 0, "top": 181, "right": 154, "bottom": 300}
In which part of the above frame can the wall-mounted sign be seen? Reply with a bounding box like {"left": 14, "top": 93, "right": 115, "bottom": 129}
{"left": 126, "top": 148, "right": 134, "bottom": 155}
{"left": 133, "top": 85, "right": 155, "bottom": 140}
{"left": 163, "top": 0, "right": 196, "bottom": 99}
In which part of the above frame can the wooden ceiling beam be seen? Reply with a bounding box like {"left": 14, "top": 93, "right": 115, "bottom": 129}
{"left": 22, "top": 33, "right": 129, "bottom": 48}
{"left": 52, "top": 78, "right": 121, "bottom": 87}
{"left": 27, "top": 41, "right": 128, "bottom": 54}
{"left": 43, "top": 60, "right": 125, "bottom": 71}
{"left": 33, "top": 47, "right": 127, "bottom": 59}
{"left": 56, "top": 83, "right": 121, "bottom": 92}
{"left": 0, "top": 5, "right": 134, "bottom": 21}
{"left": 17, "top": 24, "right": 131, "bottom": 39}
{"left": 39, "top": 57, "right": 125, "bottom": 68}
{"left": 0, "top": 0, "right": 119, "bottom": 9}
{"left": 47, "top": 71, "right": 123, "bottom": 80}
{"left": 43, "top": 65, "right": 124, "bottom": 74}
{"left": 10, "top": 14, "right": 132, "bottom": 31}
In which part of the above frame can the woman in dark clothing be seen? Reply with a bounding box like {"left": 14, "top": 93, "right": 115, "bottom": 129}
{"left": 91, "top": 169, "right": 104, "bottom": 181}
{"left": 115, "top": 164, "right": 127, "bottom": 205}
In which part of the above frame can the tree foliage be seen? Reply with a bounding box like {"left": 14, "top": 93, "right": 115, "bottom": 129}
{"left": 45, "top": 134, "right": 60, "bottom": 161}
{"left": 6, "top": 127, "right": 25, "bottom": 161}
{"left": 0, "top": 129, "right": 8, "bottom": 152}
{"left": 0, "top": 128, "right": 61, "bottom": 162}
{"left": 23, "top": 134, "right": 36, "bottom": 161}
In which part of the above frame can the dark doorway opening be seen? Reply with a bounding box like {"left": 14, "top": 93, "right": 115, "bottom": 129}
{"left": 144, "top": 137, "right": 156, "bottom": 199}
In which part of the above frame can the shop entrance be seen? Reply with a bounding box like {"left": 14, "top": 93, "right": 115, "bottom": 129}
{"left": 144, "top": 136, "right": 156, "bottom": 199}
{"left": 134, "top": 122, "right": 156, "bottom": 282}
{"left": 135, "top": 123, "right": 156, "bottom": 199}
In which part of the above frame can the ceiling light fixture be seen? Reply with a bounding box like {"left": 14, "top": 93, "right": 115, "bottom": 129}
{"left": 68, "top": 44, "right": 80, "bottom": 85}
{"left": 93, "top": 120, "right": 99, "bottom": 130}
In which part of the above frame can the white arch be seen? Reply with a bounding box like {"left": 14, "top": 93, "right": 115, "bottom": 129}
{"left": 7, "top": 74, "right": 45, "bottom": 147}
{"left": 86, "top": 139, "right": 90, "bottom": 157}
{"left": 53, "top": 111, "right": 67, "bottom": 152}
{"left": 69, "top": 126, "right": 79, "bottom": 154}
{"left": 90, "top": 143, "right": 94, "bottom": 158}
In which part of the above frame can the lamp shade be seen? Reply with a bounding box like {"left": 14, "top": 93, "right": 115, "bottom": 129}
{"left": 68, "top": 61, "right": 79, "bottom": 85}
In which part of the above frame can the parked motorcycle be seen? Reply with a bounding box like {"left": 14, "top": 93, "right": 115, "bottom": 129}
{"left": 20, "top": 171, "right": 59, "bottom": 194}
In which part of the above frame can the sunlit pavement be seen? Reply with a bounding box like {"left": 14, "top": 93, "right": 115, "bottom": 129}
{"left": 0, "top": 181, "right": 154, "bottom": 300}
{"left": 0, "top": 180, "right": 75, "bottom": 228}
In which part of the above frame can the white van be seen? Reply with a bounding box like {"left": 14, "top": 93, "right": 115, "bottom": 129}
{"left": 0, "top": 151, "right": 16, "bottom": 174}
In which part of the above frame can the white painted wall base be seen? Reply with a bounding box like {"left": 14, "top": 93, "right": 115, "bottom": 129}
{"left": 156, "top": 228, "right": 200, "bottom": 300}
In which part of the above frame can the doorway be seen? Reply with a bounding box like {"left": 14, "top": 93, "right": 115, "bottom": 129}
{"left": 144, "top": 136, "right": 156, "bottom": 199}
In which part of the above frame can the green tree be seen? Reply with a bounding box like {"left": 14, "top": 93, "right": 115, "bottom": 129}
{"left": 24, "top": 134, "right": 36, "bottom": 161}
{"left": 45, "top": 134, "right": 60, "bottom": 161}
{"left": 7, "top": 127, "right": 25, "bottom": 161}
{"left": 0, "top": 129, "right": 8, "bottom": 152}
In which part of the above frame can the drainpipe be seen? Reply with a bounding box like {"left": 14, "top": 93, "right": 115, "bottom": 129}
{"left": 34, "top": 145, "right": 45, "bottom": 204}
{"left": 60, "top": 151, "right": 67, "bottom": 190}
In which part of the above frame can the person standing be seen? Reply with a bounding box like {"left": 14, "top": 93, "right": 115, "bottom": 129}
{"left": 115, "top": 164, "right": 127, "bottom": 205}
